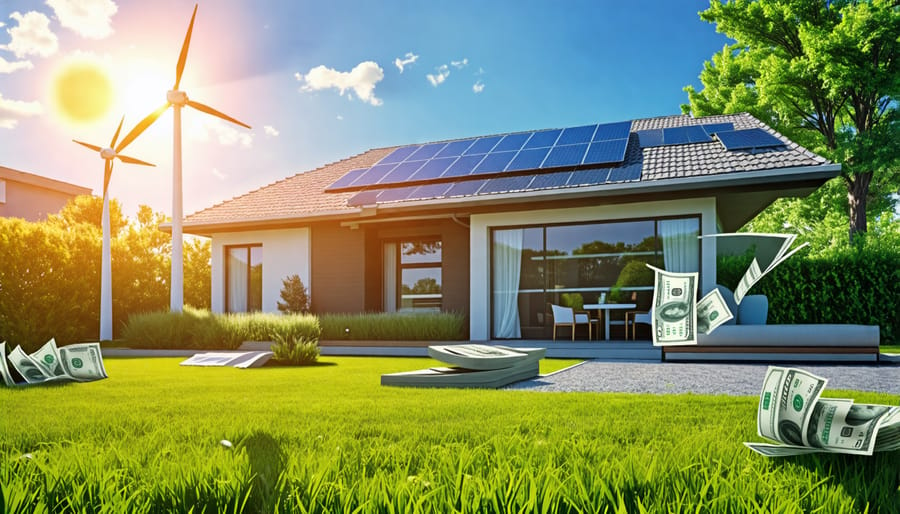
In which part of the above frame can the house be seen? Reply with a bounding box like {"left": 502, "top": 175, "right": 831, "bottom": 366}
{"left": 0, "top": 166, "right": 92, "bottom": 222}
{"left": 181, "top": 113, "right": 839, "bottom": 341}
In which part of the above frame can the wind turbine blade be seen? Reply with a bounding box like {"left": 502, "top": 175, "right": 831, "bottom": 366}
{"left": 186, "top": 99, "right": 251, "bottom": 129}
{"left": 174, "top": 4, "right": 198, "bottom": 90}
{"left": 73, "top": 140, "right": 103, "bottom": 153}
{"left": 103, "top": 160, "right": 112, "bottom": 197}
{"left": 110, "top": 116, "right": 125, "bottom": 148}
{"left": 116, "top": 154, "right": 157, "bottom": 167}
{"left": 116, "top": 103, "right": 170, "bottom": 153}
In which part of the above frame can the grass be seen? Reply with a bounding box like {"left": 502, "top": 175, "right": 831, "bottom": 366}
{"left": 1, "top": 357, "right": 898, "bottom": 513}
{"left": 320, "top": 312, "right": 466, "bottom": 341}
{"left": 882, "top": 345, "right": 900, "bottom": 354}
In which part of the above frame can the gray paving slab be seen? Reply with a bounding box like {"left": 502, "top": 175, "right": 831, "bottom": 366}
{"left": 510, "top": 360, "right": 900, "bottom": 396}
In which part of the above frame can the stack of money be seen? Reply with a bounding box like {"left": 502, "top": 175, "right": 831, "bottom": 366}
{"left": 0, "top": 339, "right": 108, "bottom": 387}
{"left": 745, "top": 366, "right": 900, "bottom": 456}
{"left": 381, "top": 344, "right": 545, "bottom": 388}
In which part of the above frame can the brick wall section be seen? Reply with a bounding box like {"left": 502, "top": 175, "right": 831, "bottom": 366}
{"left": 310, "top": 221, "right": 366, "bottom": 314}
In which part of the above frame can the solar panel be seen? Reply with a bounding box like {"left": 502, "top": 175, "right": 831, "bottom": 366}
{"left": 435, "top": 139, "right": 475, "bottom": 158}
{"left": 493, "top": 133, "right": 531, "bottom": 152}
{"left": 607, "top": 163, "right": 642, "bottom": 182}
{"left": 528, "top": 170, "right": 572, "bottom": 190}
{"left": 347, "top": 190, "right": 379, "bottom": 207}
{"left": 409, "top": 182, "right": 453, "bottom": 201}
{"left": 376, "top": 186, "right": 418, "bottom": 203}
{"left": 380, "top": 160, "right": 426, "bottom": 183}
{"left": 408, "top": 157, "right": 456, "bottom": 181}
{"left": 407, "top": 142, "right": 448, "bottom": 161}
{"left": 506, "top": 147, "right": 550, "bottom": 171}
{"left": 379, "top": 145, "right": 420, "bottom": 164}
{"left": 636, "top": 129, "right": 664, "bottom": 148}
{"left": 445, "top": 180, "right": 486, "bottom": 197}
{"left": 557, "top": 125, "right": 597, "bottom": 145}
{"left": 464, "top": 136, "right": 503, "bottom": 155}
{"left": 568, "top": 168, "right": 611, "bottom": 186}
{"left": 349, "top": 163, "right": 398, "bottom": 187}
{"left": 685, "top": 125, "right": 712, "bottom": 143}
{"left": 593, "top": 121, "right": 632, "bottom": 141}
{"left": 473, "top": 151, "right": 516, "bottom": 174}
{"left": 325, "top": 168, "right": 368, "bottom": 191}
{"left": 717, "top": 128, "right": 785, "bottom": 150}
{"left": 583, "top": 138, "right": 628, "bottom": 165}
{"left": 478, "top": 175, "right": 535, "bottom": 195}
{"left": 442, "top": 154, "right": 485, "bottom": 177}
{"left": 701, "top": 123, "right": 733, "bottom": 135}
{"left": 524, "top": 129, "right": 562, "bottom": 149}
{"left": 542, "top": 144, "right": 588, "bottom": 168}
{"left": 662, "top": 127, "right": 692, "bottom": 145}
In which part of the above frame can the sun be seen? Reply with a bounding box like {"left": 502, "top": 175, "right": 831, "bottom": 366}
{"left": 51, "top": 55, "right": 114, "bottom": 124}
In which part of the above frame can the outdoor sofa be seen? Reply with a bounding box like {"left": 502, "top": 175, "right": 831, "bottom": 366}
{"left": 662, "top": 286, "right": 881, "bottom": 363}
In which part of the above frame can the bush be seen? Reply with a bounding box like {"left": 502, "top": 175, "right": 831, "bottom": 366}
{"left": 277, "top": 274, "right": 309, "bottom": 314}
{"left": 122, "top": 308, "right": 321, "bottom": 350}
{"left": 270, "top": 332, "right": 319, "bottom": 365}
{"left": 319, "top": 312, "right": 466, "bottom": 341}
{"left": 717, "top": 243, "right": 900, "bottom": 344}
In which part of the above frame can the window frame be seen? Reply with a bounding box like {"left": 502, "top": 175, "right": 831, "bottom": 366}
{"left": 224, "top": 243, "right": 263, "bottom": 313}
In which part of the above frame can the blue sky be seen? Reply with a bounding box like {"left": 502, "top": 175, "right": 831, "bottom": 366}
{"left": 0, "top": 0, "right": 732, "bottom": 217}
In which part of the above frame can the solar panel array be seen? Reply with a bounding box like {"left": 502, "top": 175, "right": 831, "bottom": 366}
{"left": 345, "top": 163, "right": 643, "bottom": 207}
{"left": 326, "top": 121, "right": 633, "bottom": 192}
{"left": 715, "top": 128, "right": 785, "bottom": 151}
{"left": 634, "top": 123, "right": 734, "bottom": 148}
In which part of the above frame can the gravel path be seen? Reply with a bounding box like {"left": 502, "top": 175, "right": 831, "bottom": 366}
{"left": 509, "top": 359, "right": 900, "bottom": 395}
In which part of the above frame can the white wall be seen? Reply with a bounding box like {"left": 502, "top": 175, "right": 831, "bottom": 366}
{"left": 469, "top": 197, "right": 717, "bottom": 340}
{"left": 210, "top": 228, "right": 311, "bottom": 313}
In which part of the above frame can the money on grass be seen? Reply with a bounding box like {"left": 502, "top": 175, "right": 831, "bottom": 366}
{"left": 647, "top": 264, "right": 697, "bottom": 346}
{"left": 1, "top": 339, "right": 108, "bottom": 387}
{"left": 747, "top": 366, "right": 899, "bottom": 457}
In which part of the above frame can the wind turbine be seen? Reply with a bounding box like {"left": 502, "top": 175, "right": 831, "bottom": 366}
{"left": 118, "top": 4, "right": 251, "bottom": 312}
{"left": 74, "top": 117, "right": 155, "bottom": 341}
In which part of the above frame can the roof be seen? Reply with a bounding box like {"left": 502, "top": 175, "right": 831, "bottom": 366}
{"left": 183, "top": 113, "right": 835, "bottom": 232}
{"left": 0, "top": 166, "right": 92, "bottom": 196}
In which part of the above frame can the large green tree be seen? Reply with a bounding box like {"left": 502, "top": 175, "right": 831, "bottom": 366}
{"left": 684, "top": 0, "right": 900, "bottom": 241}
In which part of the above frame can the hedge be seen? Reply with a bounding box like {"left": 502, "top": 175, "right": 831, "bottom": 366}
{"left": 717, "top": 245, "right": 900, "bottom": 344}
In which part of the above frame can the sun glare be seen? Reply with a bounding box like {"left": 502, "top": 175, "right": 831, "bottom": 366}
{"left": 51, "top": 55, "right": 114, "bottom": 124}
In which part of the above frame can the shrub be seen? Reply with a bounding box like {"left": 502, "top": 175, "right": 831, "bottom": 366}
{"left": 277, "top": 274, "right": 309, "bottom": 314}
{"left": 270, "top": 332, "right": 319, "bottom": 365}
{"left": 319, "top": 312, "right": 466, "bottom": 341}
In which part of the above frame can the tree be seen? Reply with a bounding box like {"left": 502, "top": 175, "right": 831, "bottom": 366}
{"left": 277, "top": 274, "right": 310, "bottom": 314}
{"left": 684, "top": 0, "right": 900, "bottom": 241}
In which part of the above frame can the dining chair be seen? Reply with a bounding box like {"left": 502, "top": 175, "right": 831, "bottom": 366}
{"left": 549, "top": 303, "right": 596, "bottom": 340}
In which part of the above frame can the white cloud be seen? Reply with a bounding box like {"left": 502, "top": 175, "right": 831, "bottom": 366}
{"left": 394, "top": 52, "right": 418, "bottom": 73}
{"left": 296, "top": 61, "right": 384, "bottom": 106}
{"left": 263, "top": 125, "right": 279, "bottom": 137}
{"left": 472, "top": 80, "right": 485, "bottom": 94}
{"left": 0, "top": 93, "right": 43, "bottom": 129}
{"left": 188, "top": 117, "right": 253, "bottom": 148}
{"left": 46, "top": 0, "right": 118, "bottom": 39}
{"left": 336, "top": 114, "right": 344, "bottom": 121}
{"left": 2, "top": 11, "right": 59, "bottom": 58}
{"left": 426, "top": 64, "right": 449, "bottom": 87}
{"left": 211, "top": 168, "right": 227, "bottom": 180}
{"left": 0, "top": 55, "right": 33, "bottom": 73}
{"left": 450, "top": 58, "right": 468, "bottom": 69}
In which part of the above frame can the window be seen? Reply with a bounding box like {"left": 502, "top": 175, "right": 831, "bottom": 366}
{"left": 491, "top": 217, "right": 699, "bottom": 339}
{"left": 0, "top": 179, "right": 6, "bottom": 204}
{"left": 384, "top": 239, "right": 442, "bottom": 311}
{"left": 226, "top": 245, "right": 262, "bottom": 313}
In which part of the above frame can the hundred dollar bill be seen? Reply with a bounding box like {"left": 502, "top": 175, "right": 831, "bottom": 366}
{"left": 30, "top": 338, "right": 73, "bottom": 380}
{"left": 733, "top": 258, "right": 761, "bottom": 305}
{"left": 7, "top": 345, "right": 50, "bottom": 384}
{"left": 756, "top": 366, "right": 827, "bottom": 447}
{"left": 647, "top": 264, "right": 697, "bottom": 346}
{"left": 696, "top": 288, "right": 733, "bottom": 335}
{"left": 803, "top": 398, "right": 889, "bottom": 455}
{"left": 0, "top": 342, "right": 17, "bottom": 386}
{"left": 58, "top": 342, "right": 108, "bottom": 381}
{"left": 744, "top": 442, "right": 825, "bottom": 457}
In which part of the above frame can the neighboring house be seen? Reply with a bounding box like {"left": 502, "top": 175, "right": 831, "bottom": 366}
{"left": 0, "top": 166, "right": 92, "bottom": 222}
{"left": 181, "top": 113, "right": 839, "bottom": 341}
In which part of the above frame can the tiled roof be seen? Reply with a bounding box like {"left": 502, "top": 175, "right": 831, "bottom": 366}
{"left": 183, "top": 113, "right": 830, "bottom": 229}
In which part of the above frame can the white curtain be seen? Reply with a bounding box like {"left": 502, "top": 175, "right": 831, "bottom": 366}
{"left": 492, "top": 229, "right": 523, "bottom": 338}
{"left": 227, "top": 249, "right": 248, "bottom": 312}
{"left": 383, "top": 243, "right": 397, "bottom": 313}
{"left": 660, "top": 219, "right": 699, "bottom": 273}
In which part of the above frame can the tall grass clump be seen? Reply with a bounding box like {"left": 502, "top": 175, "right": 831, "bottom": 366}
{"left": 122, "top": 308, "right": 320, "bottom": 350}
{"left": 320, "top": 312, "right": 466, "bottom": 340}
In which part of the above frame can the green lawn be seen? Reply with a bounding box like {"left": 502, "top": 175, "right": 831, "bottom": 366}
{"left": 2, "top": 357, "right": 898, "bottom": 513}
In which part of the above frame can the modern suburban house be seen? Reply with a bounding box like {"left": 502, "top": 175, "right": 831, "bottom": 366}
{"left": 181, "top": 113, "right": 839, "bottom": 342}
{"left": 0, "top": 166, "right": 92, "bottom": 222}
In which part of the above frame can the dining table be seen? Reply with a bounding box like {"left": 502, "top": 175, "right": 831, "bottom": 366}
{"left": 583, "top": 303, "right": 637, "bottom": 340}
